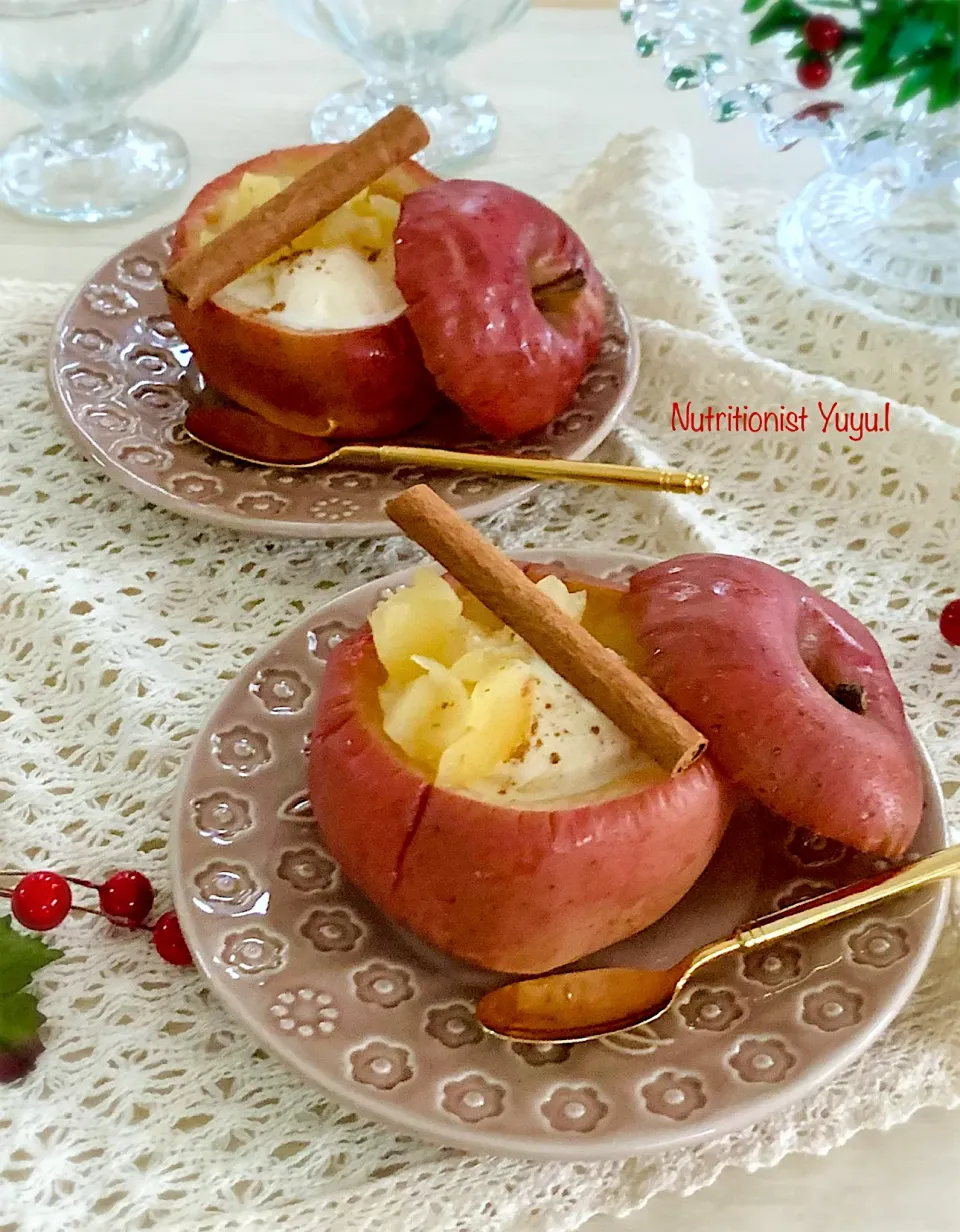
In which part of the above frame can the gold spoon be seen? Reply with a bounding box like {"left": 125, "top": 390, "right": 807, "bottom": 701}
{"left": 476, "top": 843, "right": 960, "bottom": 1043}
{"left": 182, "top": 424, "right": 710, "bottom": 496}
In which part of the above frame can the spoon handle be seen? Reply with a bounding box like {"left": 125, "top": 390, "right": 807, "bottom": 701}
{"left": 736, "top": 843, "right": 960, "bottom": 949}
{"left": 337, "top": 445, "right": 709, "bottom": 495}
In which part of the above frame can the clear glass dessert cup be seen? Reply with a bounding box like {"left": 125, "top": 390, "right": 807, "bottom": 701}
{"left": 272, "top": 0, "right": 531, "bottom": 170}
{"left": 621, "top": 0, "right": 960, "bottom": 325}
{"left": 0, "top": 0, "right": 223, "bottom": 224}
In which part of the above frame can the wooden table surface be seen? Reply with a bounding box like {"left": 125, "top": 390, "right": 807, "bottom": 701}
{"left": 0, "top": 3, "right": 956, "bottom": 1229}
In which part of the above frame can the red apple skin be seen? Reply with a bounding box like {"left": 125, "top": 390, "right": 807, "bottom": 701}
{"left": 394, "top": 180, "right": 606, "bottom": 438}
{"left": 624, "top": 554, "right": 924, "bottom": 858}
{"left": 167, "top": 145, "right": 441, "bottom": 440}
{"left": 310, "top": 627, "right": 735, "bottom": 974}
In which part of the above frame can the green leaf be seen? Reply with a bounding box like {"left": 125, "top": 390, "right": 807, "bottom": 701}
{"left": 895, "top": 62, "right": 936, "bottom": 106}
{"left": 748, "top": 0, "right": 808, "bottom": 44}
{"left": 741, "top": 0, "right": 769, "bottom": 13}
{"left": 890, "top": 21, "right": 943, "bottom": 63}
{"left": 851, "top": 59, "right": 910, "bottom": 89}
{"left": 856, "top": 6, "right": 909, "bottom": 72}
{"left": 0, "top": 989, "right": 43, "bottom": 1049}
{"left": 0, "top": 915, "right": 62, "bottom": 996}
{"left": 929, "top": 55, "right": 960, "bottom": 110}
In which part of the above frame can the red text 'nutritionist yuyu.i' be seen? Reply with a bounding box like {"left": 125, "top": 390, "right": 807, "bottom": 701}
{"left": 672, "top": 401, "right": 891, "bottom": 443}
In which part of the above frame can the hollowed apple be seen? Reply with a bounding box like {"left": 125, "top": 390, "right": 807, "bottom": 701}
{"left": 623, "top": 554, "right": 924, "bottom": 857}
{"left": 167, "top": 145, "right": 440, "bottom": 440}
{"left": 309, "top": 570, "right": 735, "bottom": 974}
{"left": 394, "top": 180, "right": 607, "bottom": 437}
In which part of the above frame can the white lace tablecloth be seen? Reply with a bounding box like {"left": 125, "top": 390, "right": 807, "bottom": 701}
{"left": 1, "top": 129, "right": 958, "bottom": 1232}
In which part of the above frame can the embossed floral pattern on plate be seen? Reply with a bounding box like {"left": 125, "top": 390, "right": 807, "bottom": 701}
{"left": 640, "top": 1072, "right": 707, "bottom": 1122}
{"left": 425, "top": 1004, "right": 484, "bottom": 1049}
{"left": 541, "top": 1085, "right": 608, "bottom": 1133}
{"left": 679, "top": 988, "right": 744, "bottom": 1032}
{"left": 350, "top": 1041, "right": 413, "bottom": 1091}
{"left": 277, "top": 847, "right": 336, "bottom": 893}
{"left": 193, "top": 861, "right": 260, "bottom": 911}
{"left": 300, "top": 907, "right": 364, "bottom": 953}
{"left": 353, "top": 962, "right": 415, "bottom": 1009}
{"left": 269, "top": 988, "right": 339, "bottom": 1037}
{"left": 191, "top": 791, "right": 254, "bottom": 841}
{"left": 802, "top": 984, "right": 865, "bottom": 1031}
{"left": 219, "top": 929, "right": 287, "bottom": 977}
{"left": 728, "top": 1037, "right": 797, "bottom": 1084}
{"left": 212, "top": 725, "right": 271, "bottom": 775}
{"left": 742, "top": 943, "right": 804, "bottom": 987}
{"left": 848, "top": 921, "right": 910, "bottom": 969}
{"left": 442, "top": 1074, "right": 505, "bottom": 1124}
{"left": 251, "top": 668, "right": 311, "bottom": 715}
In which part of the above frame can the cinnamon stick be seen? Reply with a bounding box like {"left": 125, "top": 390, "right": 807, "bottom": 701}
{"left": 385, "top": 485, "right": 707, "bottom": 776}
{"left": 163, "top": 106, "right": 430, "bottom": 310}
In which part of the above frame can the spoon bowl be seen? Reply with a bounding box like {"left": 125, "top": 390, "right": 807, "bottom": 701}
{"left": 475, "top": 963, "right": 686, "bottom": 1043}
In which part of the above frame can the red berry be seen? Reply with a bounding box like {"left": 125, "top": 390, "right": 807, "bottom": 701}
{"left": 797, "top": 54, "right": 832, "bottom": 90}
{"left": 804, "top": 14, "right": 845, "bottom": 54}
{"left": 940, "top": 599, "right": 960, "bottom": 646}
{"left": 11, "top": 871, "right": 72, "bottom": 931}
{"left": 153, "top": 911, "right": 192, "bottom": 966}
{"left": 98, "top": 869, "right": 155, "bottom": 924}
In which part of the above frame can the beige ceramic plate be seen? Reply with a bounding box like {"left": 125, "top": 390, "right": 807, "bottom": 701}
{"left": 47, "top": 228, "right": 639, "bottom": 539}
{"left": 171, "top": 551, "right": 947, "bottom": 1159}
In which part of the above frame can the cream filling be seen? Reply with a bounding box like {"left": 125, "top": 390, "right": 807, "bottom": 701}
{"left": 463, "top": 655, "right": 661, "bottom": 805}
{"left": 219, "top": 244, "right": 404, "bottom": 331}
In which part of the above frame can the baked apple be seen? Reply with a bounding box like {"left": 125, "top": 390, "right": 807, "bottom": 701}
{"left": 310, "top": 569, "right": 735, "bottom": 973}
{"left": 167, "top": 145, "right": 440, "bottom": 440}
{"left": 624, "top": 554, "right": 924, "bottom": 857}
{"left": 394, "top": 180, "right": 606, "bottom": 437}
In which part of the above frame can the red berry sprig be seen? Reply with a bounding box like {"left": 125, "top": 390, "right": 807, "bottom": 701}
{"left": 797, "top": 52, "right": 832, "bottom": 90}
{"left": 795, "top": 12, "right": 848, "bottom": 92}
{"left": 1, "top": 867, "right": 190, "bottom": 966}
{"left": 940, "top": 598, "right": 960, "bottom": 647}
{"left": 0, "top": 868, "right": 192, "bottom": 1084}
{"left": 803, "top": 13, "right": 845, "bottom": 54}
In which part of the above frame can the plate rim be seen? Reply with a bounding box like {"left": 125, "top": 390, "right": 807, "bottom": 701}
{"left": 170, "top": 549, "right": 948, "bottom": 1160}
{"left": 47, "top": 229, "right": 641, "bottom": 540}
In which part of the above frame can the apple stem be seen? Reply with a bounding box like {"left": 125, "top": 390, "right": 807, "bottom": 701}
{"left": 830, "top": 683, "right": 868, "bottom": 715}
{"left": 531, "top": 268, "right": 587, "bottom": 311}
